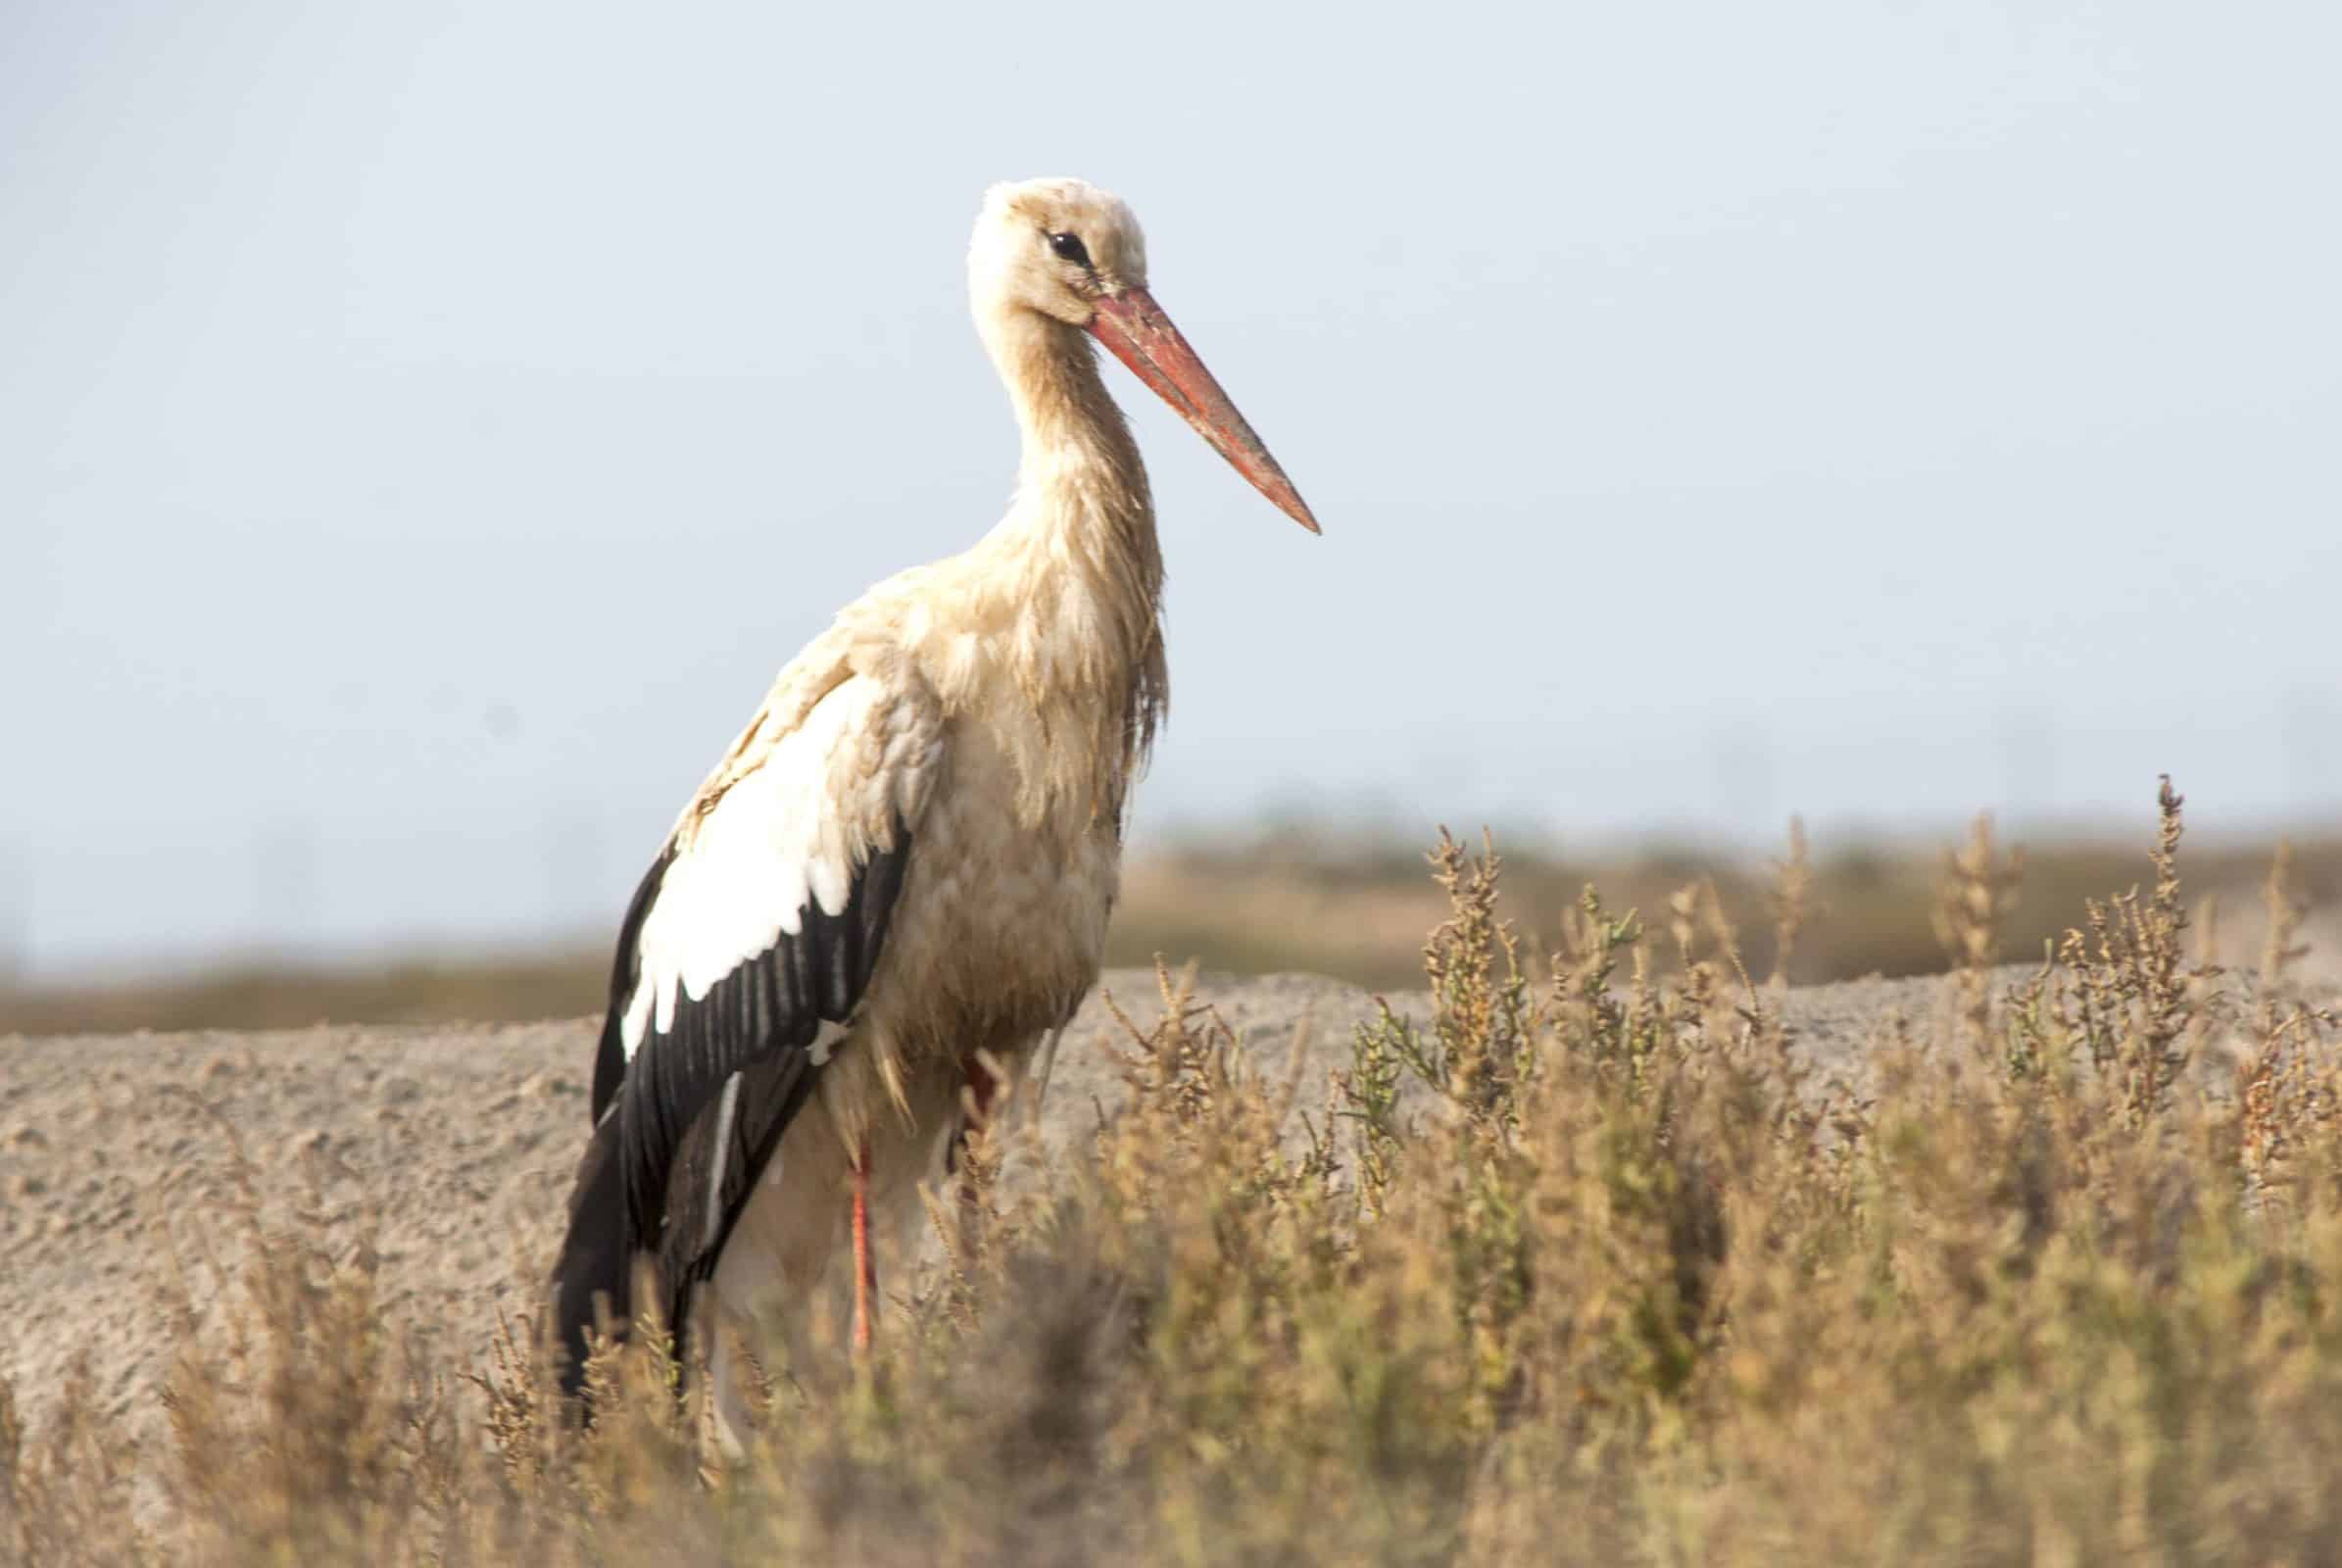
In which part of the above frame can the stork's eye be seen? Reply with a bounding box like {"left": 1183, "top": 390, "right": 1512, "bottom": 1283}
{"left": 1048, "top": 231, "right": 1092, "bottom": 268}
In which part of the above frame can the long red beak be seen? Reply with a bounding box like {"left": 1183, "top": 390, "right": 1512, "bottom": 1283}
{"left": 1087, "top": 287, "right": 1321, "bottom": 534}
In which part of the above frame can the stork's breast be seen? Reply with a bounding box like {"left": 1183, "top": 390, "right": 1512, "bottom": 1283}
{"left": 873, "top": 731, "right": 1122, "bottom": 1051}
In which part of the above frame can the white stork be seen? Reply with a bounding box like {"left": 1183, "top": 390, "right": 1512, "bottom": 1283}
{"left": 549, "top": 176, "right": 1318, "bottom": 1441}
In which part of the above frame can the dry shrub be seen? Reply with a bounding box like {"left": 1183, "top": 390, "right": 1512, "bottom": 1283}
{"left": 7, "top": 781, "right": 2342, "bottom": 1564}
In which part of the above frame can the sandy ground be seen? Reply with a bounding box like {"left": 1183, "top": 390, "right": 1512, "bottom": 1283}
{"left": 0, "top": 959, "right": 2305, "bottom": 1453}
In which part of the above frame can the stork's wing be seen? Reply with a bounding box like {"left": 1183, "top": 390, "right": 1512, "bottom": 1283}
{"left": 553, "top": 668, "right": 943, "bottom": 1383}
{"left": 655, "top": 1047, "right": 816, "bottom": 1333}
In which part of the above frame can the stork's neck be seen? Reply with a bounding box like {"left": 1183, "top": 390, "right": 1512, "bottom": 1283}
{"left": 982, "top": 311, "right": 1159, "bottom": 579}
{"left": 961, "top": 305, "right": 1169, "bottom": 824}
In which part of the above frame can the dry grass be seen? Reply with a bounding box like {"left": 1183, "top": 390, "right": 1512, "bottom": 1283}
{"left": 9, "top": 782, "right": 2342, "bottom": 1563}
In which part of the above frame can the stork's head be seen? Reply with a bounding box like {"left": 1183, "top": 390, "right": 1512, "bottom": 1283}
{"left": 971, "top": 176, "right": 1319, "bottom": 534}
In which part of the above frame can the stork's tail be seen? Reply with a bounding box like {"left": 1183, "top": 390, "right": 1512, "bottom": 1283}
{"left": 548, "top": 1108, "right": 634, "bottom": 1399}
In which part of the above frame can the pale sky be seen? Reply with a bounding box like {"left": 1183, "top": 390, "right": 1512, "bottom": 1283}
{"left": 6, "top": 1, "right": 2338, "bottom": 978}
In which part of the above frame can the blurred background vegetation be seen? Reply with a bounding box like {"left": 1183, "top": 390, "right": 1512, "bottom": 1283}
{"left": 7, "top": 824, "right": 2334, "bottom": 1035}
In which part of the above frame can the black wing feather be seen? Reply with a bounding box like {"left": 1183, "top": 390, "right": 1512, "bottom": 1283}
{"left": 591, "top": 842, "right": 677, "bottom": 1127}
{"left": 657, "top": 1048, "right": 820, "bottom": 1330}
{"left": 550, "top": 820, "right": 912, "bottom": 1396}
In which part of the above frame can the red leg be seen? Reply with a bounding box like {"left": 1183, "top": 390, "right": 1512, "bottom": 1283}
{"left": 851, "top": 1137, "right": 875, "bottom": 1354}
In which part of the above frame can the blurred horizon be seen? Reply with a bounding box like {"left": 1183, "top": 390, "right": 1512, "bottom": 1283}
{"left": 7, "top": 813, "right": 2338, "bottom": 1035}
{"left": 6, "top": 802, "right": 2338, "bottom": 990}
{"left": 8, "top": 1, "right": 2338, "bottom": 984}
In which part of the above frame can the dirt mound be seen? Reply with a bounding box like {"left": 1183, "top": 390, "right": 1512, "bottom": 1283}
{"left": 0, "top": 965, "right": 1990, "bottom": 1446}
